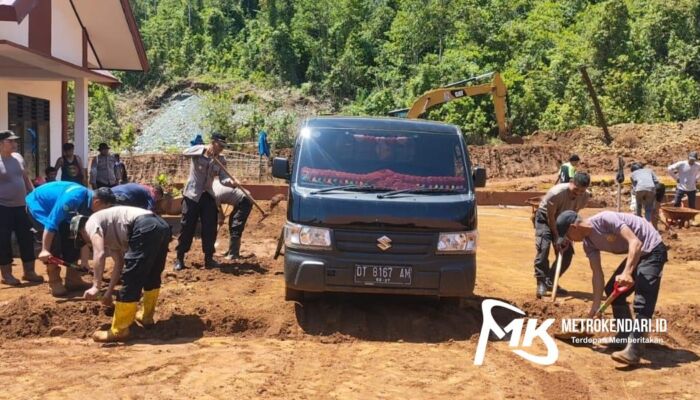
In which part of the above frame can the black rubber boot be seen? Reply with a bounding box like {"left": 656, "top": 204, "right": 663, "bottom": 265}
{"left": 173, "top": 254, "right": 186, "bottom": 271}
{"left": 611, "top": 331, "right": 645, "bottom": 365}
{"left": 224, "top": 237, "right": 242, "bottom": 260}
{"left": 536, "top": 280, "right": 547, "bottom": 299}
{"left": 608, "top": 305, "right": 632, "bottom": 350}
{"left": 205, "top": 255, "right": 222, "bottom": 269}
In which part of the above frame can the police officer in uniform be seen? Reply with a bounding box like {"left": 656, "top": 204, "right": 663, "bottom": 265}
{"left": 174, "top": 133, "right": 241, "bottom": 270}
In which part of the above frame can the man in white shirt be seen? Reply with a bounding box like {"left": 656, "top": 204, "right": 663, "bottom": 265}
{"left": 667, "top": 151, "right": 700, "bottom": 209}
{"left": 78, "top": 204, "right": 171, "bottom": 342}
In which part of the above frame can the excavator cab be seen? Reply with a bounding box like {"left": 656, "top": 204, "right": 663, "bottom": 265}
{"left": 389, "top": 72, "right": 523, "bottom": 144}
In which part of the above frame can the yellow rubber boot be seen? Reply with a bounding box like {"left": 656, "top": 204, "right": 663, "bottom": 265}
{"left": 92, "top": 301, "right": 137, "bottom": 343}
{"left": 136, "top": 289, "right": 160, "bottom": 328}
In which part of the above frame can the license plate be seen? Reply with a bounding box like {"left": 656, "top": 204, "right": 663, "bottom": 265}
{"left": 354, "top": 265, "right": 412, "bottom": 286}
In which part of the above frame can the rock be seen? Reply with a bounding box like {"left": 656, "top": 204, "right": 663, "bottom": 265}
{"left": 48, "top": 326, "right": 67, "bottom": 337}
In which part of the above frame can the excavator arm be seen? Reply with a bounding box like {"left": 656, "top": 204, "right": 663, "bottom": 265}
{"left": 406, "top": 83, "right": 493, "bottom": 118}
{"left": 399, "top": 72, "right": 522, "bottom": 144}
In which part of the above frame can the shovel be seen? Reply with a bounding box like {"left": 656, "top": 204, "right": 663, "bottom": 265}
{"left": 550, "top": 252, "right": 564, "bottom": 302}
{"left": 555, "top": 281, "right": 634, "bottom": 341}
{"left": 55, "top": 288, "right": 107, "bottom": 303}
{"left": 214, "top": 204, "right": 232, "bottom": 251}
{"left": 47, "top": 255, "right": 91, "bottom": 275}
{"left": 596, "top": 281, "right": 634, "bottom": 317}
{"left": 212, "top": 157, "right": 269, "bottom": 221}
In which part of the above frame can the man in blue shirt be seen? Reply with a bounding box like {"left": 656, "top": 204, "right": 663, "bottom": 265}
{"left": 25, "top": 182, "right": 115, "bottom": 296}
{"left": 258, "top": 130, "right": 270, "bottom": 159}
{"left": 112, "top": 183, "right": 163, "bottom": 211}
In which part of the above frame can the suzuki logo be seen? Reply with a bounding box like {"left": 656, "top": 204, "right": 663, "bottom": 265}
{"left": 377, "top": 236, "right": 392, "bottom": 251}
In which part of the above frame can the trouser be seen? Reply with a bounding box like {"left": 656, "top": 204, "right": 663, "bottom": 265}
{"left": 634, "top": 190, "right": 655, "bottom": 222}
{"left": 118, "top": 214, "right": 171, "bottom": 302}
{"left": 176, "top": 192, "right": 218, "bottom": 257}
{"left": 673, "top": 190, "right": 696, "bottom": 209}
{"left": 606, "top": 243, "right": 667, "bottom": 333}
{"left": 29, "top": 214, "right": 80, "bottom": 263}
{"left": 0, "top": 205, "right": 36, "bottom": 265}
{"left": 228, "top": 197, "right": 253, "bottom": 239}
{"left": 533, "top": 210, "right": 574, "bottom": 282}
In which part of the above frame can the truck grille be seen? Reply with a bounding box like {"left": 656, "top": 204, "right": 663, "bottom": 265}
{"left": 334, "top": 230, "right": 436, "bottom": 255}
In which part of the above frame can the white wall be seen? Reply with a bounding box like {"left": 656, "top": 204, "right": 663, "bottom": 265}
{"left": 0, "top": 18, "right": 29, "bottom": 46}
{"left": 51, "top": 0, "right": 83, "bottom": 66}
{"left": 0, "top": 79, "right": 63, "bottom": 165}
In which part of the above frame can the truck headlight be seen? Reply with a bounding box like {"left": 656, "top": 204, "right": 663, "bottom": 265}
{"left": 285, "top": 223, "right": 332, "bottom": 250}
{"left": 437, "top": 231, "right": 477, "bottom": 254}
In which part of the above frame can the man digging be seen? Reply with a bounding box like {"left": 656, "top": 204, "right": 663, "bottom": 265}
{"left": 78, "top": 203, "right": 171, "bottom": 342}
{"left": 112, "top": 182, "right": 164, "bottom": 211}
{"left": 174, "top": 133, "right": 242, "bottom": 271}
{"left": 213, "top": 177, "right": 253, "bottom": 260}
{"left": 532, "top": 172, "right": 591, "bottom": 298}
{"left": 26, "top": 182, "right": 114, "bottom": 296}
{"left": 557, "top": 210, "right": 668, "bottom": 365}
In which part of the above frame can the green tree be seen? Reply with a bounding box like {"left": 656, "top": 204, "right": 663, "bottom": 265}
{"left": 114, "top": 0, "right": 700, "bottom": 142}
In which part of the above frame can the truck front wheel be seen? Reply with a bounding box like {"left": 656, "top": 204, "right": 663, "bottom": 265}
{"left": 285, "top": 287, "right": 304, "bottom": 301}
{"left": 285, "top": 287, "right": 322, "bottom": 302}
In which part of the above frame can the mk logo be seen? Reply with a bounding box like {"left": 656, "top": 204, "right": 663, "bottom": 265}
{"left": 377, "top": 235, "right": 392, "bottom": 251}
{"left": 474, "top": 299, "right": 558, "bottom": 366}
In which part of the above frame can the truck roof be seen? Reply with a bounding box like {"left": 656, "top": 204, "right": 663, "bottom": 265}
{"left": 303, "top": 116, "right": 461, "bottom": 135}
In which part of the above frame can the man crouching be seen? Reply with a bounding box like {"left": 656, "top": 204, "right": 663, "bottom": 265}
{"left": 74, "top": 204, "right": 171, "bottom": 342}
{"left": 556, "top": 210, "right": 667, "bottom": 365}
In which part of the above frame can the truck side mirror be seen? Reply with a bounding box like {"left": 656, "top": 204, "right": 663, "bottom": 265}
{"left": 272, "top": 157, "right": 290, "bottom": 180}
{"left": 473, "top": 167, "right": 487, "bottom": 188}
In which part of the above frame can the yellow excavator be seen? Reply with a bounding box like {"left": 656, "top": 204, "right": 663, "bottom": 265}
{"left": 388, "top": 72, "right": 523, "bottom": 144}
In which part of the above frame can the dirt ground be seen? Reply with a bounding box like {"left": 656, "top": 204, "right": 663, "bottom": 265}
{"left": 469, "top": 119, "right": 700, "bottom": 189}
{"left": 0, "top": 202, "right": 698, "bottom": 399}
{"left": 527, "top": 119, "right": 700, "bottom": 173}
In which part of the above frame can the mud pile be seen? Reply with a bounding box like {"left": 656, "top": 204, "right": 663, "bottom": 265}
{"left": 528, "top": 119, "right": 700, "bottom": 174}
{"left": 468, "top": 144, "right": 569, "bottom": 180}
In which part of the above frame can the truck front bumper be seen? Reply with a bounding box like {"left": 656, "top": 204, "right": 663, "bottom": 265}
{"left": 284, "top": 249, "right": 476, "bottom": 297}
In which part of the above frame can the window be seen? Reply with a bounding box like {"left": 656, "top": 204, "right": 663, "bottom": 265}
{"left": 295, "top": 128, "right": 470, "bottom": 191}
{"left": 8, "top": 93, "right": 50, "bottom": 179}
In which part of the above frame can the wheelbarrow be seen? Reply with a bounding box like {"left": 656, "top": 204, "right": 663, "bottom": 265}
{"left": 660, "top": 205, "right": 700, "bottom": 228}
{"left": 525, "top": 196, "right": 542, "bottom": 227}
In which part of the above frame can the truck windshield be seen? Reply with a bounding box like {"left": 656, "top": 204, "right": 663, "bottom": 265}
{"left": 295, "top": 128, "right": 470, "bottom": 192}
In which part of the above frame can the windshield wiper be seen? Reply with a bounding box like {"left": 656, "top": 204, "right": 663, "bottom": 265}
{"left": 377, "top": 187, "right": 463, "bottom": 198}
{"left": 310, "top": 184, "right": 392, "bottom": 195}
